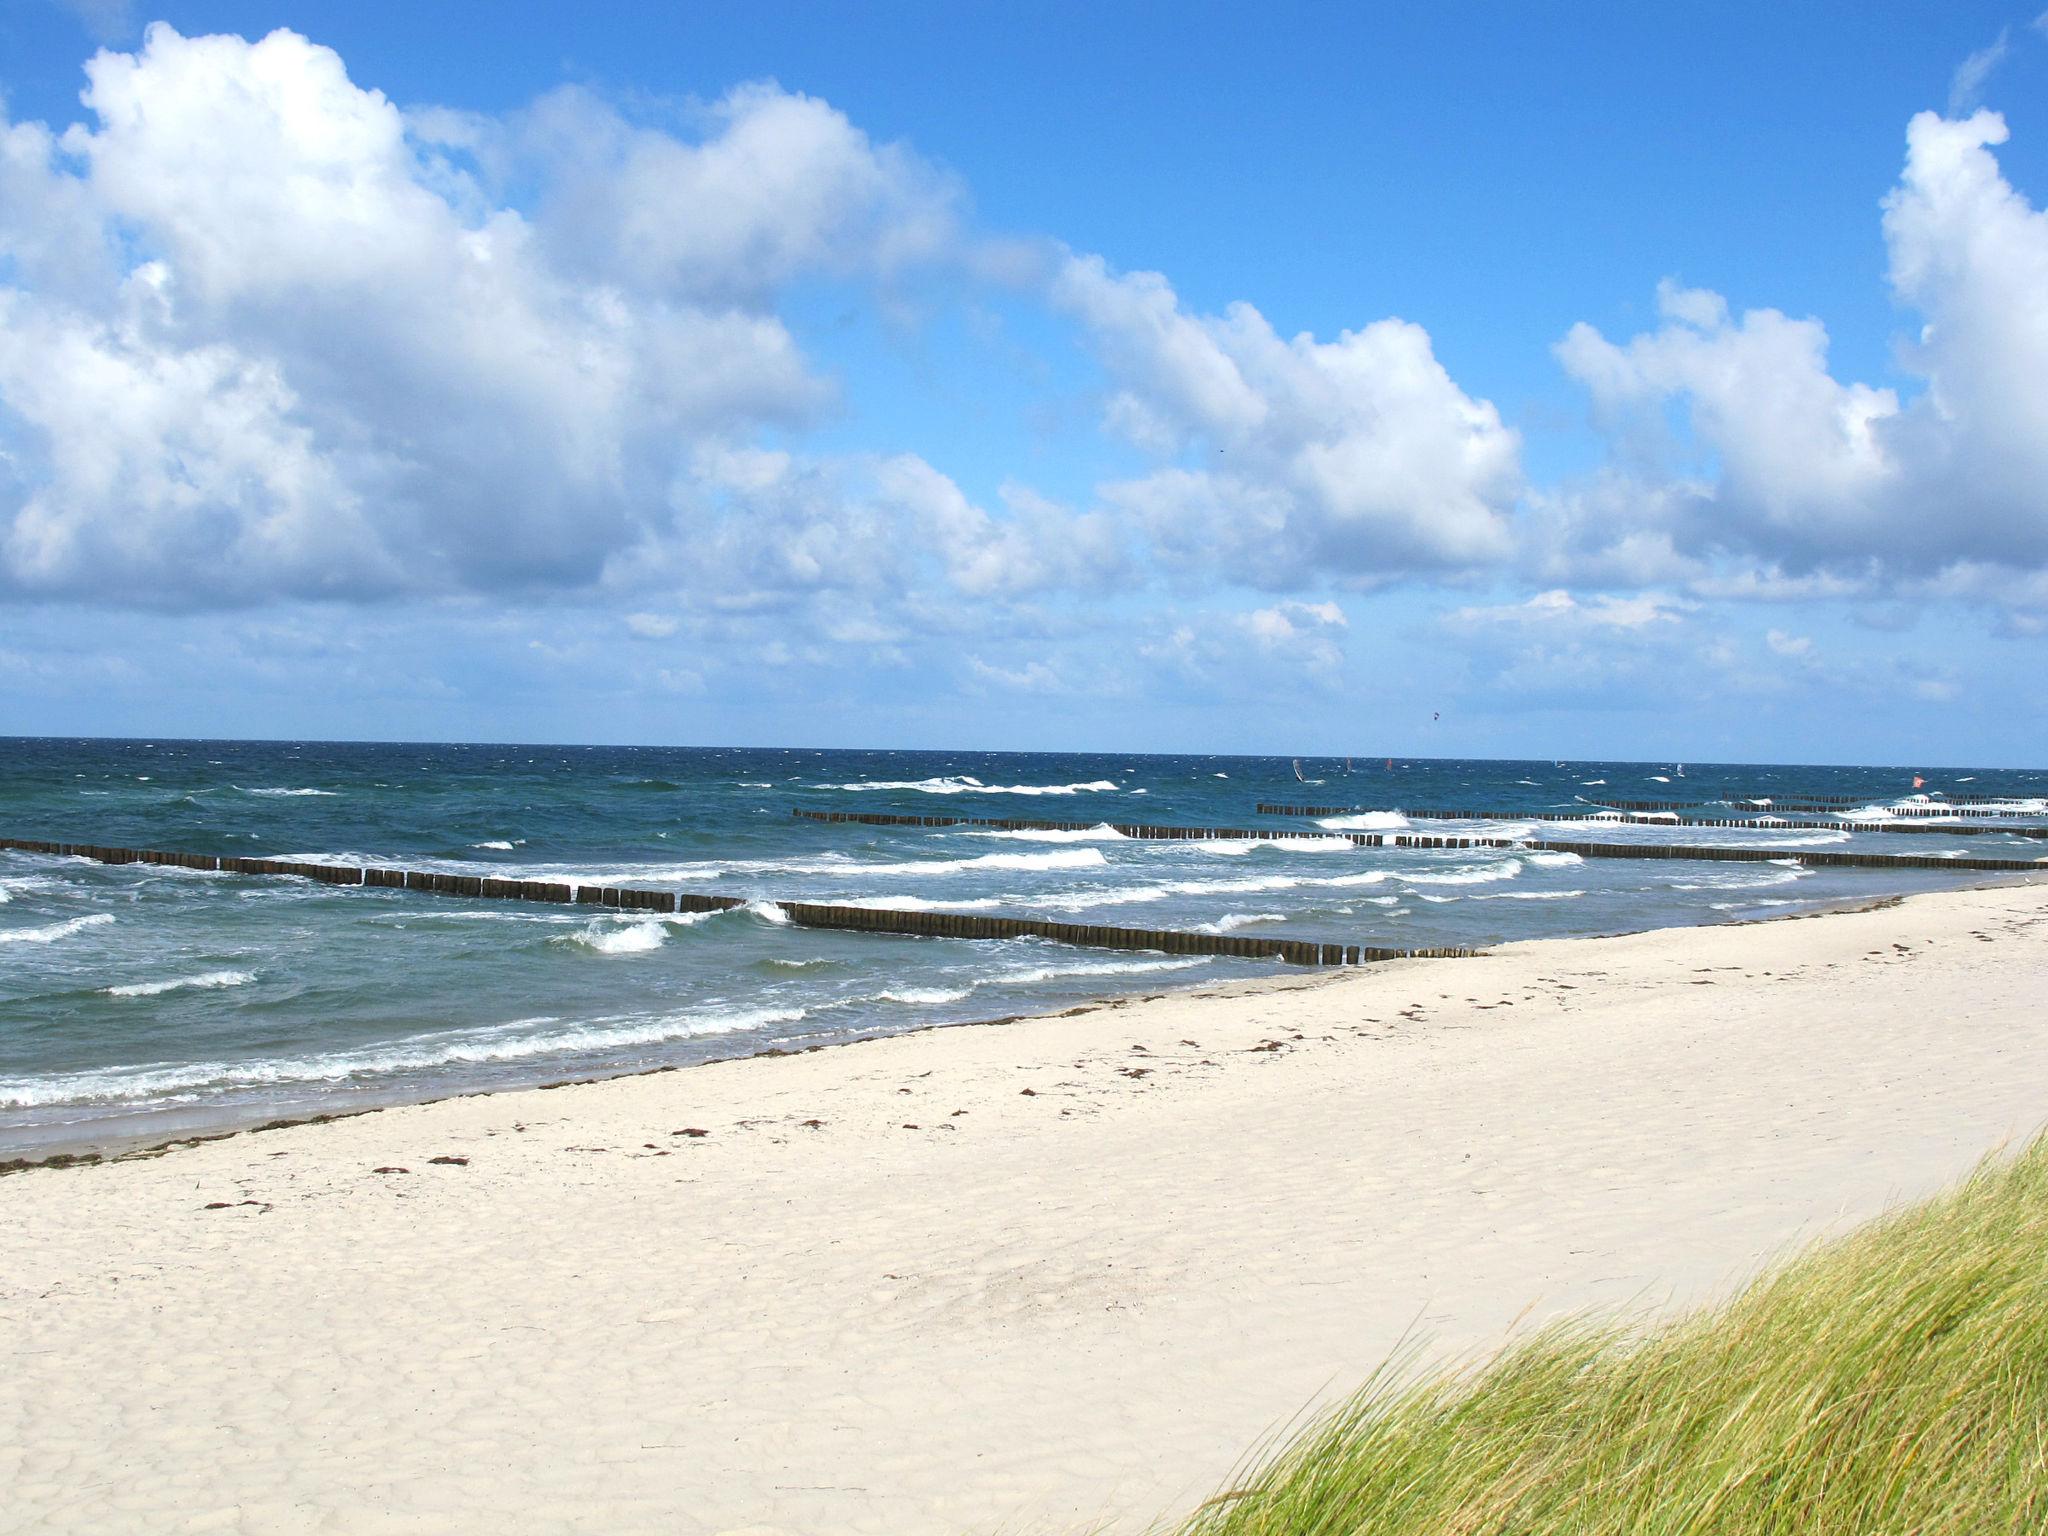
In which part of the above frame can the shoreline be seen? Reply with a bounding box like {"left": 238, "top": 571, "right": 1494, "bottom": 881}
{"left": 1, "top": 876, "right": 2014, "bottom": 1175}
{"left": 7, "top": 877, "right": 2047, "bottom": 1534}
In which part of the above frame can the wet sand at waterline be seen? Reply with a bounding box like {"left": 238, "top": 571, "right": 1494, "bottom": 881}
{"left": 4, "top": 880, "right": 2045, "bottom": 1536}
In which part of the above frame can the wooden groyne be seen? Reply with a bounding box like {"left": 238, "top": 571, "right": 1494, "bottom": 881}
{"left": 1361, "top": 832, "right": 2043, "bottom": 876}
{"left": 772, "top": 902, "right": 1468, "bottom": 966}
{"left": 0, "top": 837, "right": 1470, "bottom": 968}
{"left": 794, "top": 809, "right": 2045, "bottom": 871}
{"left": 1268, "top": 797, "right": 1876, "bottom": 817}
{"left": 1249, "top": 804, "right": 2048, "bottom": 840}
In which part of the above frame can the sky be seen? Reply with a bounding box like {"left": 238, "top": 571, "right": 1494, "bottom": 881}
{"left": 1, "top": 2, "right": 2046, "bottom": 765}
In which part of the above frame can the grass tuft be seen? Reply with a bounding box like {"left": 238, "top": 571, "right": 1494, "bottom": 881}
{"left": 1172, "top": 1134, "right": 2048, "bottom": 1535}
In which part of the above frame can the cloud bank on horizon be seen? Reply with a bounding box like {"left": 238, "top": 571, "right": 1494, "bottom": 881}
{"left": 1, "top": 20, "right": 2045, "bottom": 754}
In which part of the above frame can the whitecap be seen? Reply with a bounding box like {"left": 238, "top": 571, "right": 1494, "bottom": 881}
{"left": 103, "top": 969, "right": 254, "bottom": 998}
{"left": 1030, "top": 868, "right": 1391, "bottom": 911}
{"left": 1399, "top": 859, "right": 1522, "bottom": 887}
{"left": 837, "top": 895, "right": 1007, "bottom": 912}
{"left": 239, "top": 786, "right": 339, "bottom": 797}
{"left": 1192, "top": 912, "right": 1285, "bottom": 934}
{"left": 748, "top": 900, "right": 792, "bottom": 925}
{"left": 556, "top": 919, "right": 666, "bottom": 955}
{"left": 0, "top": 1005, "right": 808, "bottom": 1108}
{"left": 813, "top": 775, "right": 1119, "bottom": 796}
{"left": 831, "top": 848, "right": 1108, "bottom": 878}
{"left": 875, "top": 986, "right": 973, "bottom": 1006}
{"left": 473, "top": 840, "right": 517, "bottom": 851}
{"left": 1316, "top": 811, "right": 1411, "bottom": 832}
{"left": 994, "top": 956, "right": 1211, "bottom": 987}
{"left": 0, "top": 912, "right": 115, "bottom": 944}
{"left": 963, "top": 824, "right": 1129, "bottom": 843}
{"left": 1523, "top": 851, "right": 1583, "bottom": 867}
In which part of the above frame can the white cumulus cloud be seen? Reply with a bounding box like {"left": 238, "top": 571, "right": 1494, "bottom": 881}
{"left": 1054, "top": 253, "right": 1521, "bottom": 585}
{"left": 0, "top": 25, "right": 954, "bottom": 607}
{"left": 1554, "top": 111, "right": 2048, "bottom": 591}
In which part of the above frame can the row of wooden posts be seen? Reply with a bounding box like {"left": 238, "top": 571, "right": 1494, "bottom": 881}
{"left": 1373, "top": 832, "right": 2041, "bottom": 875}
{"left": 0, "top": 835, "right": 1465, "bottom": 969}
{"left": 794, "top": 808, "right": 2048, "bottom": 870}
{"left": 1573, "top": 794, "right": 2038, "bottom": 818}
{"left": 1247, "top": 803, "right": 2048, "bottom": 840}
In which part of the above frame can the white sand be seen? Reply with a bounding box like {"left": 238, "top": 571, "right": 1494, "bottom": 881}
{"left": 4, "top": 879, "right": 2046, "bottom": 1536}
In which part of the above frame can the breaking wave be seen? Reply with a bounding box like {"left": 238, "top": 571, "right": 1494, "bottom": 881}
{"left": 814, "top": 775, "right": 1119, "bottom": 796}
{"left": 0, "top": 1006, "right": 808, "bottom": 1108}
{"left": 1398, "top": 860, "right": 1524, "bottom": 887}
{"left": 1193, "top": 912, "right": 1286, "bottom": 933}
{"left": 0, "top": 912, "right": 115, "bottom": 945}
{"left": 963, "top": 824, "right": 1129, "bottom": 843}
{"left": 1315, "top": 811, "right": 1411, "bottom": 832}
{"left": 103, "top": 969, "right": 255, "bottom": 997}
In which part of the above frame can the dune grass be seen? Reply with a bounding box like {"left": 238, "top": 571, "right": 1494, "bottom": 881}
{"left": 1174, "top": 1135, "right": 2048, "bottom": 1535}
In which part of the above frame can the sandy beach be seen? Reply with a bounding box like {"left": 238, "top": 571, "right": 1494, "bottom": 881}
{"left": 4, "top": 878, "right": 2045, "bottom": 1536}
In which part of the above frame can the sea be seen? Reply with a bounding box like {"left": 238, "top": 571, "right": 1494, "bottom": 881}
{"left": 3, "top": 738, "right": 2043, "bottom": 1158}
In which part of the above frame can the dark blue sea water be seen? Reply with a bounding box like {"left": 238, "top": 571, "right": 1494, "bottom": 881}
{"left": 3, "top": 738, "right": 2042, "bottom": 1156}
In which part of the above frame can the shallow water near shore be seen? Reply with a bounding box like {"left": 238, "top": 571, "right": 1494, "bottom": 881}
{"left": 3, "top": 737, "right": 2042, "bottom": 1156}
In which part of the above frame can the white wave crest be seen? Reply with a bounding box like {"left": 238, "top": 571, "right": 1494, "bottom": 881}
{"left": 748, "top": 900, "right": 792, "bottom": 925}
{"left": 1399, "top": 859, "right": 1523, "bottom": 887}
{"left": 473, "top": 840, "right": 517, "bottom": 851}
{"left": 1670, "top": 869, "right": 1808, "bottom": 891}
{"left": 995, "top": 956, "right": 1211, "bottom": 986}
{"left": 1470, "top": 890, "right": 1585, "bottom": 901}
{"left": 1031, "top": 868, "right": 1391, "bottom": 911}
{"left": 1523, "top": 851, "right": 1584, "bottom": 867}
{"left": 875, "top": 986, "right": 973, "bottom": 1006}
{"left": 240, "top": 786, "right": 339, "bottom": 797}
{"left": 1315, "top": 811, "right": 1411, "bottom": 832}
{"left": 0, "top": 1006, "right": 808, "bottom": 1108}
{"left": 964, "top": 824, "right": 1129, "bottom": 843}
{"left": 842, "top": 848, "right": 1109, "bottom": 877}
{"left": 1727, "top": 831, "right": 1852, "bottom": 848}
{"left": 1193, "top": 912, "right": 1285, "bottom": 934}
{"left": 103, "top": 969, "right": 254, "bottom": 998}
{"left": 814, "top": 775, "right": 1119, "bottom": 796}
{"left": 557, "top": 919, "right": 666, "bottom": 955}
{"left": 837, "top": 895, "right": 1007, "bottom": 911}
{"left": 0, "top": 912, "right": 115, "bottom": 944}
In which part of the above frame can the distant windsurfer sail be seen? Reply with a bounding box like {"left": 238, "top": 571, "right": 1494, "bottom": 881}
{"left": 1293, "top": 759, "right": 1306, "bottom": 783}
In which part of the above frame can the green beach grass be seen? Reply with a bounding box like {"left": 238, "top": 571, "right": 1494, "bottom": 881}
{"left": 1172, "top": 1134, "right": 2048, "bottom": 1535}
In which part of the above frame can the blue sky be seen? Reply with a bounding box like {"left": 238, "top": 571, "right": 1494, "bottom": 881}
{"left": 2, "top": 2, "right": 2046, "bottom": 764}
